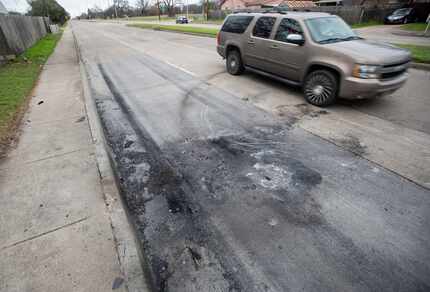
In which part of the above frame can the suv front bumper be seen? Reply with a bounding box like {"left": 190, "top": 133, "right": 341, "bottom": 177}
{"left": 339, "top": 72, "right": 409, "bottom": 99}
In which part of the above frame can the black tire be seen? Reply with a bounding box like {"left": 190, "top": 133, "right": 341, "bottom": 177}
{"left": 226, "top": 50, "right": 244, "bottom": 75}
{"left": 303, "top": 70, "right": 338, "bottom": 107}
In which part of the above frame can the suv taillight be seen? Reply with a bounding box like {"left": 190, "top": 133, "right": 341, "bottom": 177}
{"left": 216, "top": 32, "right": 220, "bottom": 46}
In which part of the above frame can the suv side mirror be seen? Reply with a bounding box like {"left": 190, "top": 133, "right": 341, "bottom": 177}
{"left": 287, "top": 34, "right": 305, "bottom": 45}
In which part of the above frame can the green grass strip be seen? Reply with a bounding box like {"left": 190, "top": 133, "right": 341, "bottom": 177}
{"left": 128, "top": 23, "right": 218, "bottom": 37}
{"left": 394, "top": 44, "right": 430, "bottom": 64}
{"left": 0, "top": 32, "right": 62, "bottom": 139}
{"left": 400, "top": 23, "right": 427, "bottom": 32}
{"left": 351, "top": 20, "right": 382, "bottom": 29}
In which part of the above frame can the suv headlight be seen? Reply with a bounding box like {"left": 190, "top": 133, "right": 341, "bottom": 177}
{"left": 352, "top": 64, "right": 380, "bottom": 79}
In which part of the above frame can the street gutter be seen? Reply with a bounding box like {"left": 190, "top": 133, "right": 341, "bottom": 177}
{"left": 71, "top": 24, "right": 152, "bottom": 292}
{"left": 410, "top": 62, "right": 430, "bottom": 71}
{"left": 126, "top": 24, "right": 217, "bottom": 38}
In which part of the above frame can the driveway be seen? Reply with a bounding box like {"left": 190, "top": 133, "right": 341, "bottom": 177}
{"left": 72, "top": 21, "right": 430, "bottom": 292}
{"left": 355, "top": 24, "right": 430, "bottom": 45}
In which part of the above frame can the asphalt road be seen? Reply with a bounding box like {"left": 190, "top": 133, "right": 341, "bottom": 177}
{"left": 72, "top": 21, "right": 430, "bottom": 292}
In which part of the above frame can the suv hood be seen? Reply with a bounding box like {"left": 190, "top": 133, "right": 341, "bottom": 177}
{"left": 326, "top": 39, "right": 411, "bottom": 65}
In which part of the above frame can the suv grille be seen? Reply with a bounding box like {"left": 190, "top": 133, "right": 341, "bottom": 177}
{"left": 380, "top": 61, "right": 409, "bottom": 80}
{"left": 382, "top": 69, "right": 406, "bottom": 79}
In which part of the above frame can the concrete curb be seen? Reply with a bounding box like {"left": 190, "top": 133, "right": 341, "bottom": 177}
{"left": 127, "top": 24, "right": 217, "bottom": 38}
{"left": 411, "top": 62, "right": 430, "bottom": 71}
{"left": 391, "top": 30, "right": 429, "bottom": 37}
{"left": 71, "top": 25, "right": 151, "bottom": 292}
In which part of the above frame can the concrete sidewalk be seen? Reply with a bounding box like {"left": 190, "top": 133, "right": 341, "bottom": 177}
{"left": 0, "top": 28, "right": 145, "bottom": 291}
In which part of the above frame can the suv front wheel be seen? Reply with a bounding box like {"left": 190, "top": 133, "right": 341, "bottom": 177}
{"left": 303, "top": 70, "right": 338, "bottom": 106}
{"left": 226, "top": 50, "right": 244, "bottom": 75}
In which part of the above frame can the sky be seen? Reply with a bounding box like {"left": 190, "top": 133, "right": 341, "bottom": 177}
{"left": 2, "top": 0, "right": 199, "bottom": 17}
{"left": 2, "top": 0, "right": 118, "bottom": 17}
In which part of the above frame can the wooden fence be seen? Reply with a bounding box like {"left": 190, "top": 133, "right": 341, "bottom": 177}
{"left": 0, "top": 15, "right": 50, "bottom": 58}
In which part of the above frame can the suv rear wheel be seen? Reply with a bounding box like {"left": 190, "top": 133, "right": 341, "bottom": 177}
{"left": 226, "top": 50, "right": 244, "bottom": 75}
{"left": 304, "top": 70, "right": 338, "bottom": 106}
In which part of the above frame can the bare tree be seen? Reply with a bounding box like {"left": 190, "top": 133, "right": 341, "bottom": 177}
{"left": 199, "top": 0, "right": 215, "bottom": 20}
{"left": 113, "top": 0, "right": 131, "bottom": 17}
{"left": 136, "top": 0, "right": 150, "bottom": 16}
{"left": 162, "top": 0, "right": 175, "bottom": 17}
{"left": 88, "top": 5, "right": 104, "bottom": 18}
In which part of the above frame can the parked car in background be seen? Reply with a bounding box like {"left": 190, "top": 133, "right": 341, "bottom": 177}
{"left": 217, "top": 12, "right": 411, "bottom": 106}
{"left": 176, "top": 16, "right": 189, "bottom": 24}
{"left": 384, "top": 8, "right": 417, "bottom": 24}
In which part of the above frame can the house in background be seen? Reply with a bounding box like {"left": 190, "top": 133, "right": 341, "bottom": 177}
{"left": 323, "top": 0, "right": 424, "bottom": 5}
{"left": 0, "top": 1, "right": 8, "bottom": 15}
{"left": 220, "top": 0, "right": 316, "bottom": 10}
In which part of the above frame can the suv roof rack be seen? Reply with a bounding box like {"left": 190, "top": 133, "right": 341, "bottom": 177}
{"left": 232, "top": 7, "right": 288, "bottom": 14}
{"left": 262, "top": 7, "right": 288, "bottom": 14}
{"left": 262, "top": 10, "right": 287, "bottom": 14}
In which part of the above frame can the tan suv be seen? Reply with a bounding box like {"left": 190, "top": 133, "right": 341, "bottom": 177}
{"left": 216, "top": 12, "right": 411, "bottom": 106}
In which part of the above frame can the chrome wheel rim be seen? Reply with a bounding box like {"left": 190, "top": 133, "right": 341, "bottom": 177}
{"left": 305, "top": 74, "right": 333, "bottom": 105}
{"left": 229, "top": 57, "right": 237, "bottom": 70}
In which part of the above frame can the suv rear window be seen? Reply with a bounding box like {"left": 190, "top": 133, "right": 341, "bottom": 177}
{"left": 221, "top": 16, "right": 254, "bottom": 34}
{"left": 253, "top": 17, "right": 276, "bottom": 39}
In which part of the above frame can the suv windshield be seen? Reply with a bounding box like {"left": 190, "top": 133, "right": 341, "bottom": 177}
{"left": 305, "top": 16, "right": 360, "bottom": 44}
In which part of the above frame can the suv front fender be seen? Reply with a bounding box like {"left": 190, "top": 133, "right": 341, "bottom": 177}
{"left": 302, "top": 61, "right": 349, "bottom": 86}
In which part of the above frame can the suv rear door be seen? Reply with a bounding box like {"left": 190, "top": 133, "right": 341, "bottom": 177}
{"left": 267, "top": 17, "right": 307, "bottom": 81}
{"left": 243, "top": 16, "right": 277, "bottom": 72}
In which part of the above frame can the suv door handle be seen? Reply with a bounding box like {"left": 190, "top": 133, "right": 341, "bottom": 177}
{"left": 247, "top": 40, "right": 255, "bottom": 44}
{"left": 270, "top": 44, "right": 279, "bottom": 50}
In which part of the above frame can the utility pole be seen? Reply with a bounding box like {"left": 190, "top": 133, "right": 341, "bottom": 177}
{"left": 201, "top": 0, "right": 204, "bottom": 19}
{"left": 206, "top": 0, "right": 209, "bottom": 21}
{"left": 42, "top": 0, "right": 47, "bottom": 17}
{"left": 157, "top": 0, "right": 161, "bottom": 22}
{"left": 425, "top": 13, "right": 430, "bottom": 36}
{"left": 113, "top": 0, "right": 118, "bottom": 18}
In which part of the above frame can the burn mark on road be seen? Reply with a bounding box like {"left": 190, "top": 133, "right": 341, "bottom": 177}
{"left": 187, "top": 246, "right": 202, "bottom": 270}
{"left": 171, "top": 129, "right": 324, "bottom": 229}
{"left": 95, "top": 63, "right": 249, "bottom": 292}
{"left": 334, "top": 133, "right": 368, "bottom": 156}
{"left": 275, "top": 103, "right": 329, "bottom": 125}
{"left": 87, "top": 56, "right": 429, "bottom": 292}
{"left": 209, "top": 136, "right": 247, "bottom": 156}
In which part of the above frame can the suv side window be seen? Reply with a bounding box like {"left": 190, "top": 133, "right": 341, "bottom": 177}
{"left": 252, "top": 17, "right": 276, "bottom": 39}
{"left": 221, "top": 16, "right": 254, "bottom": 34}
{"left": 275, "top": 18, "right": 303, "bottom": 43}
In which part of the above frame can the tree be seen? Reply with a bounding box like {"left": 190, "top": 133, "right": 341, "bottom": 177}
{"left": 88, "top": 5, "right": 104, "bottom": 19}
{"left": 199, "top": 0, "right": 216, "bottom": 20}
{"left": 112, "top": 0, "right": 132, "bottom": 17}
{"left": 162, "top": 0, "right": 175, "bottom": 17}
{"left": 27, "top": 0, "right": 69, "bottom": 24}
{"left": 136, "top": 0, "right": 150, "bottom": 16}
